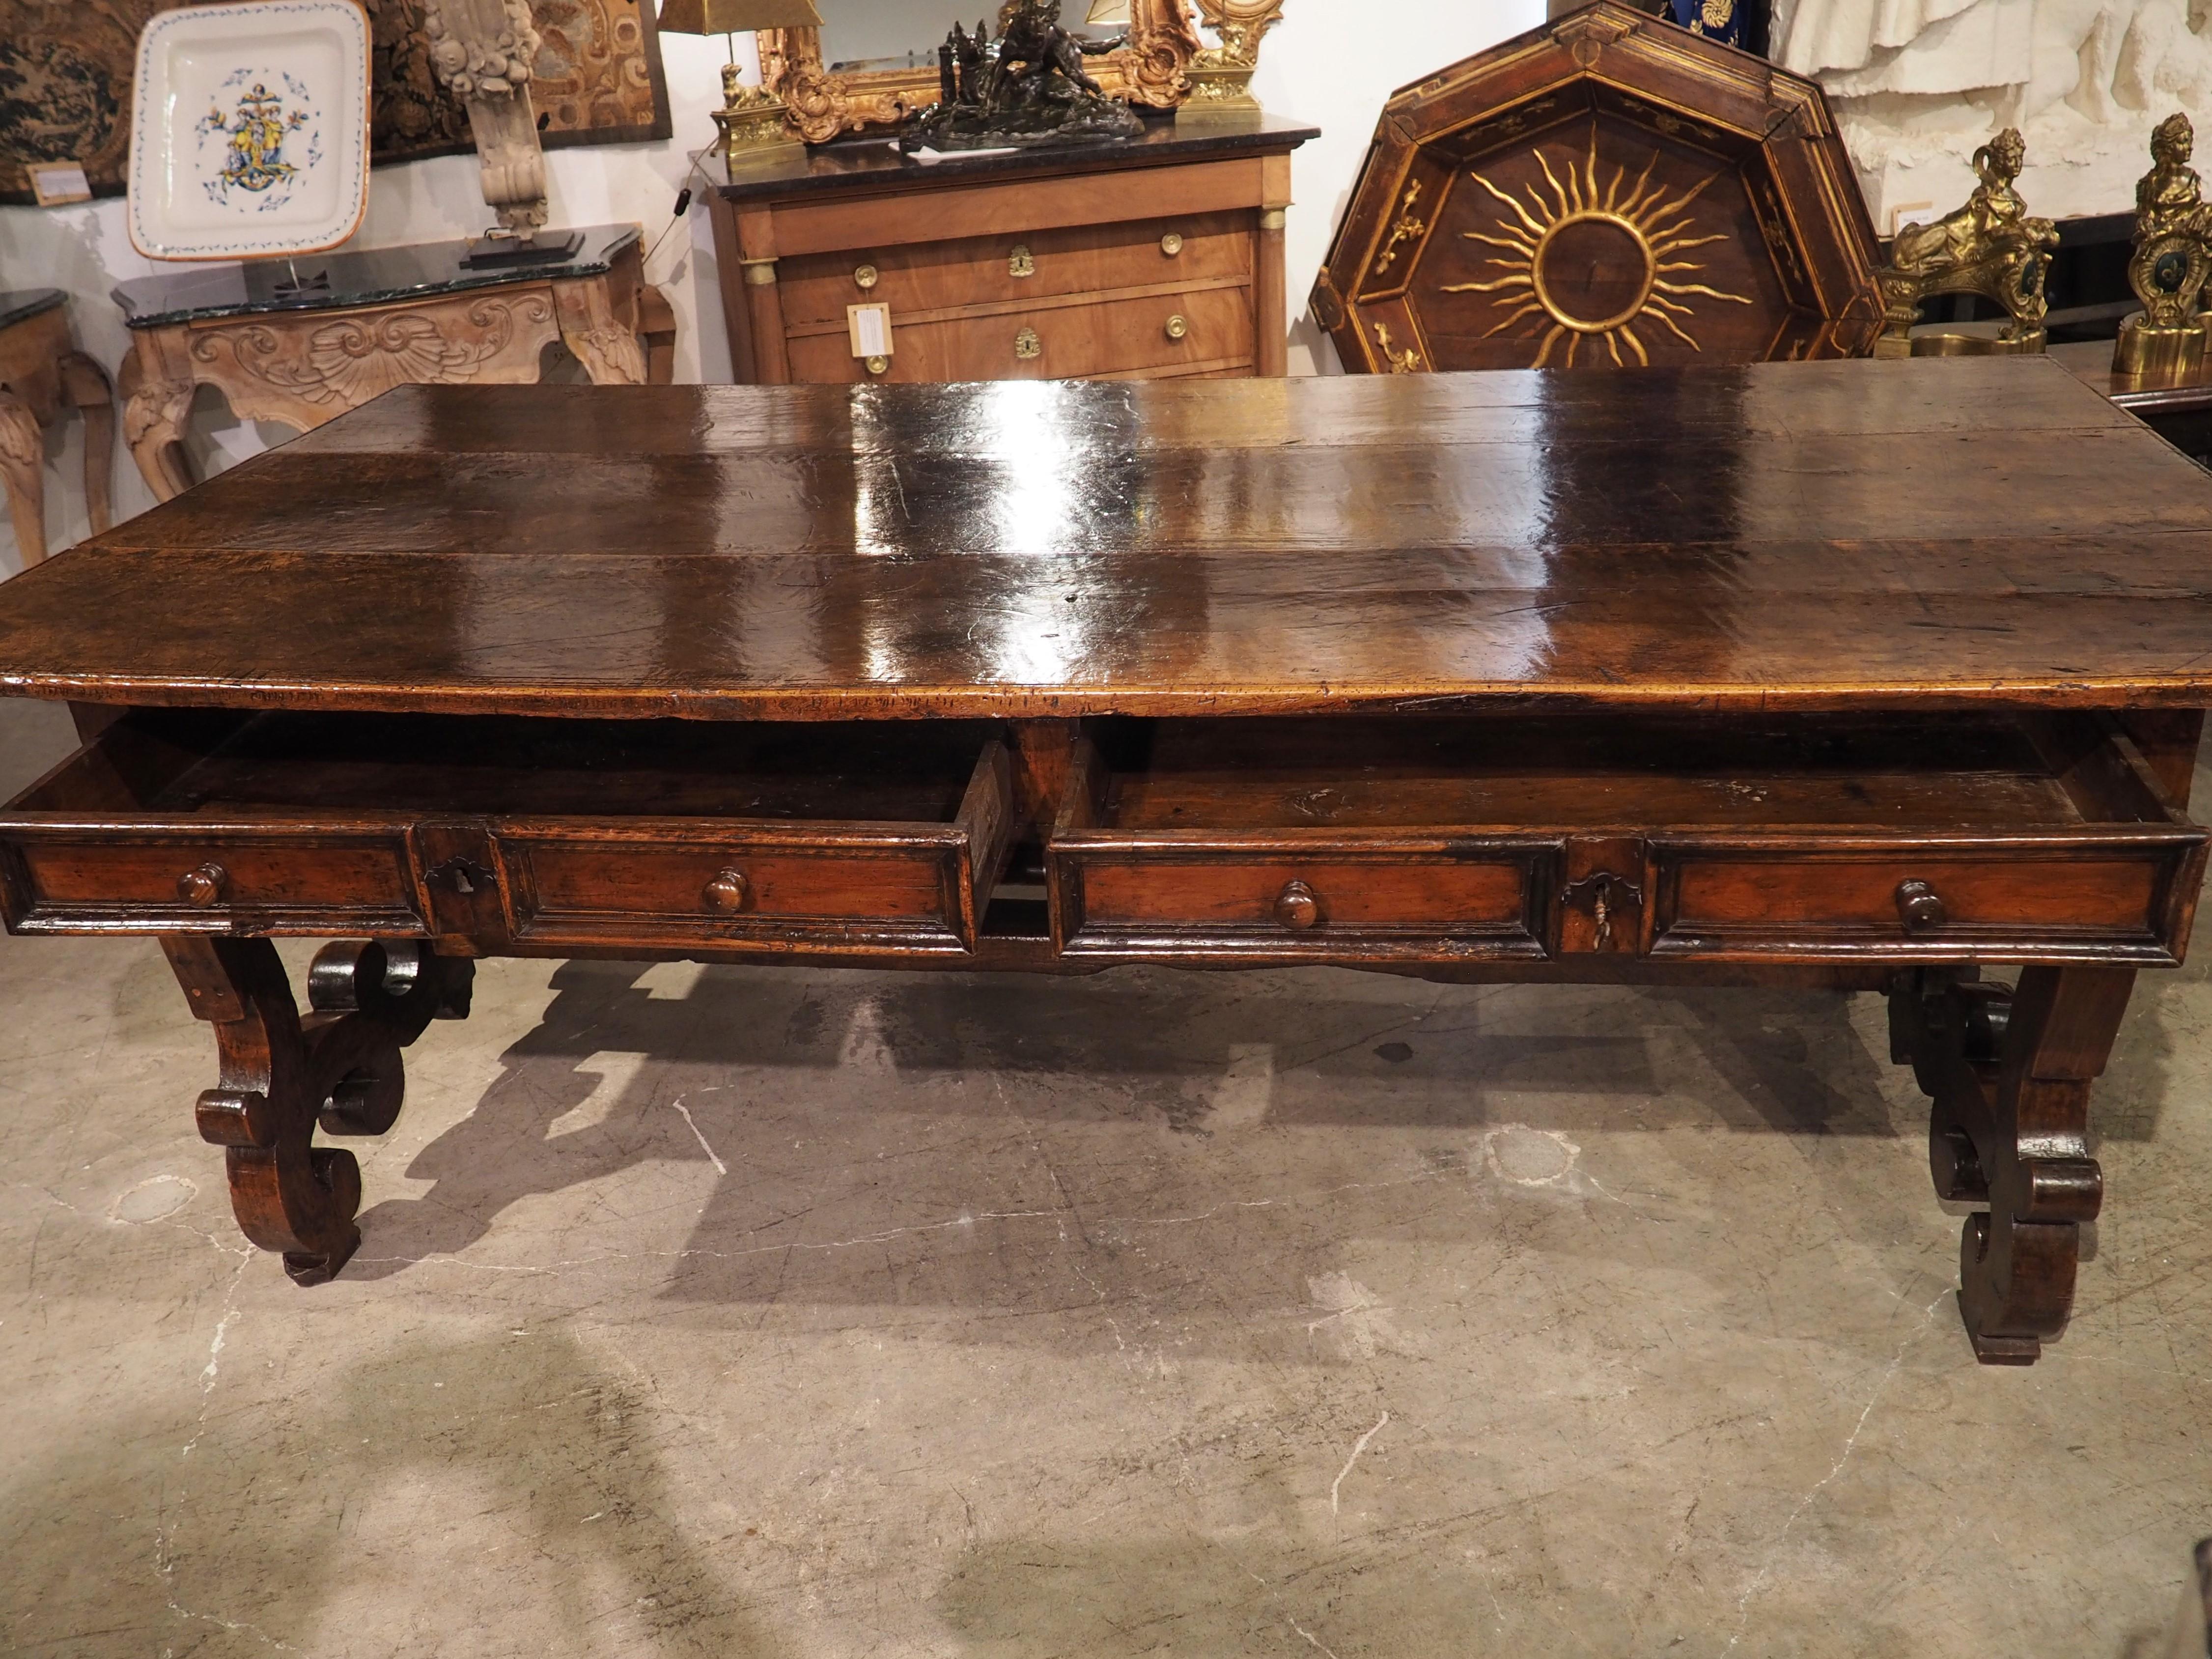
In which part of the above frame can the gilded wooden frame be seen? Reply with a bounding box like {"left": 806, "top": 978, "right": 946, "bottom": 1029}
{"left": 756, "top": 0, "right": 1208, "bottom": 144}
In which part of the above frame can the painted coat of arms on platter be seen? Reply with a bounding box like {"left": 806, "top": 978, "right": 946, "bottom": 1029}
{"left": 128, "top": 0, "right": 370, "bottom": 259}
{"left": 196, "top": 70, "right": 323, "bottom": 207}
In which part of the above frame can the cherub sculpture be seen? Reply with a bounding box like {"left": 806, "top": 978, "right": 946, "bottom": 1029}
{"left": 906, "top": 0, "right": 1139, "bottom": 152}
{"left": 985, "top": 0, "right": 1117, "bottom": 103}
{"left": 2114, "top": 112, "right": 2212, "bottom": 376}
{"left": 1875, "top": 127, "right": 2061, "bottom": 355}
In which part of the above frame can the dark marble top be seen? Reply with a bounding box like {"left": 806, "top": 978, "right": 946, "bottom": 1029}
{"left": 0, "top": 289, "right": 65, "bottom": 332}
{"left": 712, "top": 111, "right": 1319, "bottom": 202}
{"left": 109, "top": 225, "right": 643, "bottom": 330}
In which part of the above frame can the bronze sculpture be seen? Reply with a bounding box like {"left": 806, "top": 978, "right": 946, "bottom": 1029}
{"left": 903, "top": 0, "right": 1142, "bottom": 152}
{"left": 1874, "top": 128, "right": 2059, "bottom": 357}
{"left": 2114, "top": 113, "right": 2212, "bottom": 381}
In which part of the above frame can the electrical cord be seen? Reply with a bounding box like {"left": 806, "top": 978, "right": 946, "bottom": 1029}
{"left": 640, "top": 147, "right": 720, "bottom": 275}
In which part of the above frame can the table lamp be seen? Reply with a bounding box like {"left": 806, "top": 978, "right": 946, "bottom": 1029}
{"left": 659, "top": 0, "right": 824, "bottom": 165}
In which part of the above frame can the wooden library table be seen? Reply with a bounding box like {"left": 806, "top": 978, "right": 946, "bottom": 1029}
{"left": 3, "top": 358, "right": 2212, "bottom": 1365}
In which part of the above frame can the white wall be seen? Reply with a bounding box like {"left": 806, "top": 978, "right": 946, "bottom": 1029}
{"left": 1255, "top": 0, "right": 1548, "bottom": 373}
{"left": 0, "top": 3, "right": 1544, "bottom": 576}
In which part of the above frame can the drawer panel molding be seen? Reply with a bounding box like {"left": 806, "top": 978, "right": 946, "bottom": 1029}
{"left": 1647, "top": 834, "right": 2207, "bottom": 965}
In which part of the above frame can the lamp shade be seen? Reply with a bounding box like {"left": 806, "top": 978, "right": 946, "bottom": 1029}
{"left": 658, "top": 0, "right": 823, "bottom": 32}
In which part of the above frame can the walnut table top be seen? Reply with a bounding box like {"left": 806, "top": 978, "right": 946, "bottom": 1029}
{"left": 5, "top": 355, "right": 2212, "bottom": 716}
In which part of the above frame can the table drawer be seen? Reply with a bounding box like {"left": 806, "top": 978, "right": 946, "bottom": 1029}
{"left": 1042, "top": 715, "right": 2210, "bottom": 968}
{"left": 0, "top": 713, "right": 1014, "bottom": 956}
{"left": 1647, "top": 837, "right": 2204, "bottom": 963}
{"left": 1046, "top": 736, "right": 1555, "bottom": 961}
{"left": 0, "top": 824, "right": 422, "bottom": 934}
{"left": 1049, "top": 840, "right": 1556, "bottom": 962}
{"left": 498, "top": 814, "right": 1002, "bottom": 954}
{"left": 787, "top": 282, "right": 1256, "bottom": 384}
{"left": 778, "top": 213, "right": 1253, "bottom": 327}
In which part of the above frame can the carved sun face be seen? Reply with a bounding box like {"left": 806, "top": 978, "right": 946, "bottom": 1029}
{"left": 1443, "top": 135, "right": 1752, "bottom": 366}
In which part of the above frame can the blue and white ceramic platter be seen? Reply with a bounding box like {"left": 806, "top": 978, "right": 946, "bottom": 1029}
{"left": 128, "top": 0, "right": 370, "bottom": 261}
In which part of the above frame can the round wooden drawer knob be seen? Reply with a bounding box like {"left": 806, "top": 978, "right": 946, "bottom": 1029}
{"left": 1160, "top": 232, "right": 1183, "bottom": 256}
{"left": 1275, "top": 879, "right": 1320, "bottom": 930}
{"left": 177, "top": 862, "right": 227, "bottom": 908}
{"left": 1896, "top": 878, "right": 1946, "bottom": 933}
{"left": 1165, "top": 313, "right": 1188, "bottom": 340}
{"left": 854, "top": 263, "right": 879, "bottom": 290}
{"left": 704, "top": 869, "right": 751, "bottom": 914}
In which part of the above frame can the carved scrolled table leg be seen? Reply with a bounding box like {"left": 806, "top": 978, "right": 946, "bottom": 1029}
{"left": 56, "top": 352, "right": 114, "bottom": 536}
{"left": 1890, "top": 965, "right": 2133, "bottom": 1364}
{"left": 118, "top": 349, "right": 196, "bottom": 504}
{"left": 0, "top": 387, "right": 44, "bottom": 566}
{"left": 554, "top": 280, "right": 649, "bottom": 386}
{"left": 162, "top": 937, "right": 474, "bottom": 1284}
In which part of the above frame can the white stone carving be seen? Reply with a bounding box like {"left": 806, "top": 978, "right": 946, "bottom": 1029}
{"left": 1776, "top": 0, "right": 2212, "bottom": 224}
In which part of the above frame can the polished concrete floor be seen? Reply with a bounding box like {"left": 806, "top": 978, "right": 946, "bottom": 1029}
{"left": 2, "top": 695, "right": 2209, "bottom": 1658}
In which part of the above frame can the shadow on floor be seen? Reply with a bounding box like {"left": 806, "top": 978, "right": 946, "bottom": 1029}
{"left": 343, "top": 962, "right": 1954, "bottom": 1356}
{"left": 0, "top": 1327, "right": 773, "bottom": 1656}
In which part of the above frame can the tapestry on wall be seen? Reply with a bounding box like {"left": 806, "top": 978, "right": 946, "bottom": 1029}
{"left": 0, "top": 0, "right": 671, "bottom": 207}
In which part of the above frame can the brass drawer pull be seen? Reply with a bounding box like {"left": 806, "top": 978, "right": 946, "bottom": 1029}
{"left": 854, "top": 263, "right": 879, "bottom": 290}
{"left": 1008, "top": 244, "right": 1035, "bottom": 278}
{"left": 1165, "top": 313, "right": 1188, "bottom": 340}
{"left": 177, "top": 862, "right": 227, "bottom": 908}
{"left": 1896, "top": 878, "right": 1946, "bottom": 933}
{"left": 1014, "top": 326, "right": 1041, "bottom": 360}
{"left": 865, "top": 354, "right": 889, "bottom": 376}
{"left": 705, "top": 869, "right": 752, "bottom": 914}
{"left": 1274, "top": 879, "right": 1320, "bottom": 930}
{"left": 1160, "top": 231, "right": 1183, "bottom": 256}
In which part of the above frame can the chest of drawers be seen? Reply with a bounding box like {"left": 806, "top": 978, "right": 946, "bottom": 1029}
{"left": 706, "top": 115, "right": 1315, "bottom": 384}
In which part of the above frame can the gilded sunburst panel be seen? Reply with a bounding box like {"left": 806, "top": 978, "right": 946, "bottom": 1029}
{"left": 1415, "top": 115, "right": 1787, "bottom": 370}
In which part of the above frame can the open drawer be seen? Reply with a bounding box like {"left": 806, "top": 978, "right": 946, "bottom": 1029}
{"left": 0, "top": 712, "right": 1013, "bottom": 956}
{"left": 1044, "top": 715, "right": 2209, "bottom": 966}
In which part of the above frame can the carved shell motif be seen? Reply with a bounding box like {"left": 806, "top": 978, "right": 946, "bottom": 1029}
{"left": 222, "top": 304, "right": 544, "bottom": 406}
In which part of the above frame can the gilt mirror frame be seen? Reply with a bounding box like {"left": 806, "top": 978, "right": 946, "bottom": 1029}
{"left": 756, "top": 0, "right": 1210, "bottom": 144}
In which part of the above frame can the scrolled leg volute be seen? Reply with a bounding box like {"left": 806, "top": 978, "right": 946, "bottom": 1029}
{"left": 1889, "top": 965, "right": 2132, "bottom": 1364}
{"left": 162, "top": 937, "right": 474, "bottom": 1284}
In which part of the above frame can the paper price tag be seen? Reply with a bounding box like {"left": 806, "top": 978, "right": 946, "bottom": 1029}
{"left": 847, "top": 302, "right": 893, "bottom": 359}
{"left": 28, "top": 164, "right": 92, "bottom": 207}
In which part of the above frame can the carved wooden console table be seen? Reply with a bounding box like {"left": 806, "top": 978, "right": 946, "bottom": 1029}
{"left": 0, "top": 290, "right": 113, "bottom": 569}
{"left": 3, "top": 359, "right": 2211, "bottom": 1367}
{"left": 111, "top": 225, "right": 675, "bottom": 502}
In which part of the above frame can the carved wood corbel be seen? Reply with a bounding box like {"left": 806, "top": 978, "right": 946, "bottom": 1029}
{"left": 424, "top": 0, "right": 552, "bottom": 235}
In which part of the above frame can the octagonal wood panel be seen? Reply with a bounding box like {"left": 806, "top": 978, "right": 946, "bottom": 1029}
{"left": 1313, "top": 2, "right": 1883, "bottom": 373}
